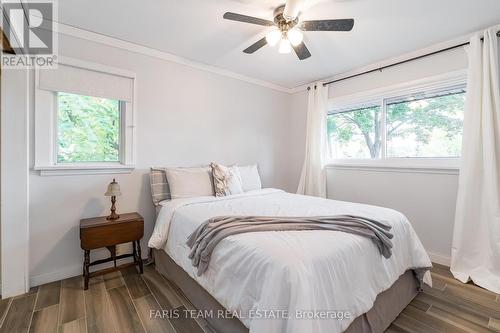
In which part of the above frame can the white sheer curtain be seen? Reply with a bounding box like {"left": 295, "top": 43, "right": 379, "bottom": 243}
{"left": 451, "top": 27, "right": 500, "bottom": 293}
{"left": 297, "top": 82, "right": 327, "bottom": 197}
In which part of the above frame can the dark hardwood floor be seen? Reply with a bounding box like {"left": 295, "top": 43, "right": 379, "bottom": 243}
{"left": 0, "top": 263, "right": 498, "bottom": 333}
{"left": 0, "top": 265, "right": 212, "bottom": 333}
{"left": 387, "top": 263, "right": 500, "bottom": 333}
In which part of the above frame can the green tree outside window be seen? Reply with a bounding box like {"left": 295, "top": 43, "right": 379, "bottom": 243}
{"left": 327, "top": 92, "right": 465, "bottom": 159}
{"left": 57, "top": 92, "right": 120, "bottom": 163}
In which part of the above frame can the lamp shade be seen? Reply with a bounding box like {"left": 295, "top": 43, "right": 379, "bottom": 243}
{"left": 104, "top": 178, "right": 122, "bottom": 196}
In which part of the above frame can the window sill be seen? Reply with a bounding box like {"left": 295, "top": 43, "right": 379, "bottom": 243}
{"left": 34, "top": 164, "right": 135, "bottom": 176}
{"left": 325, "top": 159, "right": 460, "bottom": 175}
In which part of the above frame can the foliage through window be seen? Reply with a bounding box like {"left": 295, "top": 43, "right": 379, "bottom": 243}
{"left": 327, "top": 105, "right": 382, "bottom": 159}
{"left": 57, "top": 92, "right": 121, "bottom": 163}
{"left": 385, "top": 92, "right": 464, "bottom": 158}
{"left": 327, "top": 86, "right": 465, "bottom": 160}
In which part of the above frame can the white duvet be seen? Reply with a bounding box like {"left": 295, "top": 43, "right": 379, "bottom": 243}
{"left": 148, "top": 189, "right": 432, "bottom": 333}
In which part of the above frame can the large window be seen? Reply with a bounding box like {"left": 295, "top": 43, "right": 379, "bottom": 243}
{"left": 57, "top": 92, "right": 121, "bottom": 163}
{"left": 327, "top": 84, "right": 466, "bottom": 162}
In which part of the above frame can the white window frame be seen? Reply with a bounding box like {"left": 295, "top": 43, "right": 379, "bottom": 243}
{"left": 34, "top": 56, "right": 137, "bottom": 176}
{"left": 326, "top": 70, "right": 467, "bottom": 173}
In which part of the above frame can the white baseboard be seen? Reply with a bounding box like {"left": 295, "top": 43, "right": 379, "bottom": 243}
{"left": 428, "top": 252, "right": 451, "bottom": 267}
{"left": 2, "top": 286, "right": 27, "bottom": 299}
{"left": 30, "top": 264, "right": 82, "bottom": 287}
{"left": 30, "top": 254, "right": 149, "bottom": 287}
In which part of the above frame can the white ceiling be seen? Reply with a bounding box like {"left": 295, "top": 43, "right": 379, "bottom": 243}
{"left": 57, "top": 0, "right": 500, "bottom": 89}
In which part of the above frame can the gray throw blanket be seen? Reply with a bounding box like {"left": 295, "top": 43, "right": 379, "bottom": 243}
{"left": 186, "top": 215, "right": 393, "bottom": 276}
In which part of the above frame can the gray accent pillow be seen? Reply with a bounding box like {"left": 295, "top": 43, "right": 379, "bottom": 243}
{"left": 150, "top": 167, "right": 171, "bottom": 206}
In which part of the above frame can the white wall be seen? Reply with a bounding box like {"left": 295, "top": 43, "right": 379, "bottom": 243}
{"left": 27, "top": 32, "right": 294, "bottom": 285}
{"left": 326, "top": 168, "right": 459, "bottom": 264}
{"left": 328, "top": 47, "right": 468, "bottom": 98}
{"left": 290, "top": 47, "right": 469, "bottom": 265}
{"left": 1, "top": 67, "right": 30, "bottom": 296}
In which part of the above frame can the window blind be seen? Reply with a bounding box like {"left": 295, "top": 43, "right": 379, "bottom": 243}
{"left": 38, "top": 63, "right": 134, "bottom": 102}
{"left": 386, "top": 84, "right": 466, "bottom": 105}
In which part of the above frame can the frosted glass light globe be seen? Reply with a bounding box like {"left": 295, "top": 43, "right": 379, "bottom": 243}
{"left": 279, "top": 38, "right": 292, "bottom": 54}
{"left": 287, "top": 28, "right": 303, "bottom": 46}
{"left": 266, "top": 29, "right": 282, "bottom": 47}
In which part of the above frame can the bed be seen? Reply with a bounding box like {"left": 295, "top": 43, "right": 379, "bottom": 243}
{"left": 148, "top": 188, "right": 432, "bottom": 333}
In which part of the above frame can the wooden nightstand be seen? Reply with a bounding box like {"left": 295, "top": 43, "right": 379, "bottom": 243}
{"left": 80, "top": 212, "right": 144, "bottom": 290}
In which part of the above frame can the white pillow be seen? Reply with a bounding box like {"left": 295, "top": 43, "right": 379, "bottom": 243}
{"left": 226, "top": 166, "right": 244, "bottom": 195}
{"left": 165, "top": 167, "right": 214, "bottom": 199}
{"left": 238, "top": 165, "right": 262, "bottom": 191}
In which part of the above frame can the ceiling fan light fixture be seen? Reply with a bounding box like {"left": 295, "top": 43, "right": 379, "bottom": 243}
{"left": 223, "top": 3, "right": 354, "bottom": 60}
{"left": 265, "top": 29, "right": 282, "bottom": 47}
{"left": 287, "top": 28, "right": 303, "bottom": 46}
{"left": 278, "top": 38, "right": 292, "bottom": 54}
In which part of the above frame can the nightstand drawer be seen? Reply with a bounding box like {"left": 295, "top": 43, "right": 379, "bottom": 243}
{"left": 80, "top": 220, "right": 144, "bottom": 249}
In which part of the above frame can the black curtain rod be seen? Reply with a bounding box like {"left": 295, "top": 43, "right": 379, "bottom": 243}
{"left": 323, "top": 31, "right": 500, "bottom": 87}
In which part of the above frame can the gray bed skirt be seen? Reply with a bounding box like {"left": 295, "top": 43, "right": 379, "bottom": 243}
{"left": 153, "top": 249, "right": 419, "bottom": 333}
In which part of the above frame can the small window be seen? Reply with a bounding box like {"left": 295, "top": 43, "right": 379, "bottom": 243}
{"left": 327, "top": 84, "right": 466, "bottom": 162}
{"left": 57, "top": 92, "right": 121, "bottom": 163}
{"left": 35, "top": 58, "right": 136, "bottom": 175}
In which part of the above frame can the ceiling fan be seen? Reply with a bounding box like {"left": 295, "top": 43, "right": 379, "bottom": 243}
{"left": 223, "top": 0, "right": 354, "bottom": 60}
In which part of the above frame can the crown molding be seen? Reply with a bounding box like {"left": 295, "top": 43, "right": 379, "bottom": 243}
{"left": 54, "top": 22, "right": 294, "bottom": 94}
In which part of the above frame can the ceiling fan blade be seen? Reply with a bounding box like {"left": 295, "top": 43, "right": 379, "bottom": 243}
{"left": 293, "top": 42, "right": 311, "bottom": 60}
{"left": 283, "top": 0, "right": 305, "bottom": 21}
{"left": 301, "top": 19, "right": 354, "bottom": 31}
{"left": 243, "top": 37, "right": 267, "bottom": 54}
{"left": 223, "top": 12, "right": 274, "bottom": 26}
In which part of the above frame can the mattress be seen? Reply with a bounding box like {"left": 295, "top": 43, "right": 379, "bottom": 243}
{"left": 154, "top": 249, "right": 420, "bottom": 333}
{"left": 148, "top": 188, "right": 432, "bottom": 333}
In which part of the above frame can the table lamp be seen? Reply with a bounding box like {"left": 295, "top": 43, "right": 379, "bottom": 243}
{"left": 105, "top": 178, "right": 121, "bottom": 220}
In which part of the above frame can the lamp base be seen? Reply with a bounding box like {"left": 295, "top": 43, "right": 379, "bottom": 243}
{"left": 106, "top": 195, "right": 120, "bottom": 220}
{"left": 106, "top": 212, "right": 120, "bottom": 220}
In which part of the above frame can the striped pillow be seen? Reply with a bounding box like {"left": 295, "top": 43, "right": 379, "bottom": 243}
{"left": 150, "top": 167, "right": 171, "bottom": 206}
